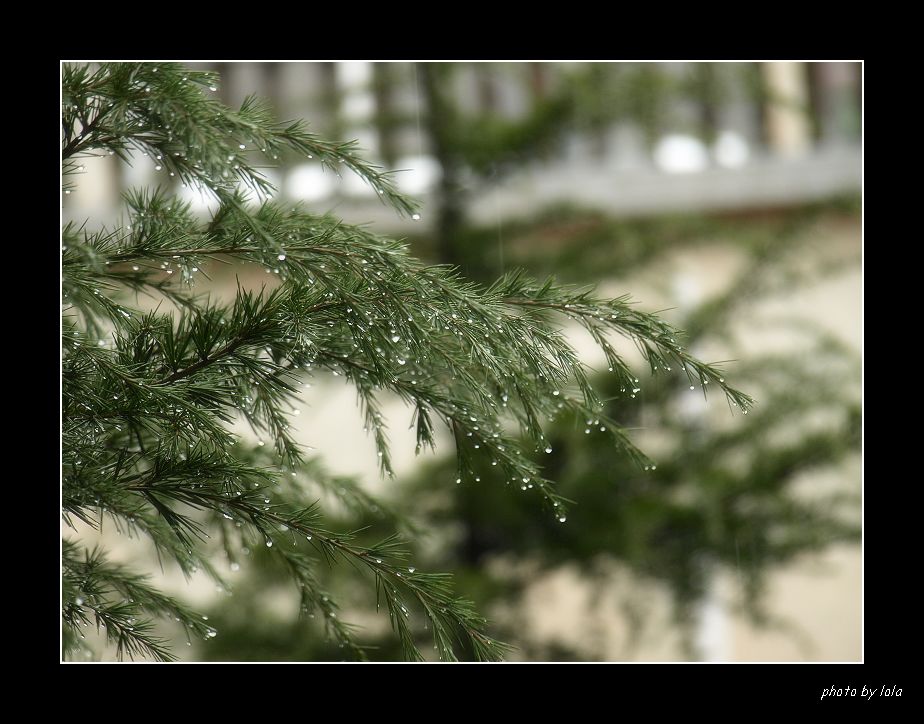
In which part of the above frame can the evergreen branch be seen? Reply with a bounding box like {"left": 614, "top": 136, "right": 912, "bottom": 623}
{"left": 62, "top": 62, "right": 755, "bottom": 662}
{"left": 62, "top": 63, "right": 418, "bottom": 216}
{"left": 62, "top": 540, "right": 215, "bottom": 661}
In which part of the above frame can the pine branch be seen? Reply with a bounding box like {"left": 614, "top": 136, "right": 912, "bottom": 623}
{"left": 62, "top": 62, "right": 754, "bottom": 662}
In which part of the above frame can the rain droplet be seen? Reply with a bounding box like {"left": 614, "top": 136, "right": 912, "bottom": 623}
{"left": 265, "top": 539, "right": 273, "bottom": 547}
{"left": 408, "top": 567, "right": 416, "bottom": 573}
{"left": 411, "top": 213, "right": 421, "bottom": 221}
{"left": 391, "top": 335, "right": 401, "bottom": 343}
{"left": 230, "top": 562, "right": 240, "bottom": 572}
{"left": 544, "top": 446, "right": 553, "bottom": 454}
{"left": 277, "top": 254, "right": 286, "bottom": 261}
{"left": 558, "top": 516, "right": 567, "bottom": 523}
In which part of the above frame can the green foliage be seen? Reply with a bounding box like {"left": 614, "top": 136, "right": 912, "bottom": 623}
{"left": 394, "top": 200, "right": 861, "bottom": 658}
{"left": 196, "top": 200, "right": 861, "bottom": 661}
{"left": 62, "top": 62, "right": 752, "bottom": 661}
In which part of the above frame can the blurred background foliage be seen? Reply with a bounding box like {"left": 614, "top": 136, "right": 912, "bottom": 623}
{"left": 66, "top": 61, "right": 861, "bottom": 661}
{"left": 199, "top": 196, "right": 860, "bottom": 661}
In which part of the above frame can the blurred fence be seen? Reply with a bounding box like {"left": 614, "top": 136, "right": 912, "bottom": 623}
{"left": 66, "top": 62, "right": 861, "bottom": 227}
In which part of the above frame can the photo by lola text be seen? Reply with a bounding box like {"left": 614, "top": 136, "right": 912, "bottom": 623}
{"left": 820, "top": 685, "right": 903, "bottom": 701}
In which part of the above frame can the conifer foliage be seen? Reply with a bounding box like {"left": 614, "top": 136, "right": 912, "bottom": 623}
{"left": 62, "top": 62, "right": 753, "bottom": 661}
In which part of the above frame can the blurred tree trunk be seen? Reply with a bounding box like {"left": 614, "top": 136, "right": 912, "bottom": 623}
{"left": 419, "top": 63, "right": 467, "bottom": 268}
{"left": 372, "top": 64, "right": 398, "bottom": 168}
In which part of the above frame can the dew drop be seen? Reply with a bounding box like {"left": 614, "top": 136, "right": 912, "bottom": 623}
{"left": 558, "top": 516, "right": 567, "bottom": 523}
{"left": 277, "top": 254, "right": 286, "bottom": 261}
{"left": 411, "top": 213, "right": 421, "bottom": 221}
{"left": 230, "top": 562, "right": 240, "bottom": 572}
{"left": 391, "top": 335, "right": 401, "bottom": 343}
{"left": 408, "top": 567, "right": 416, "bottom": 573}
{"left": 544, "top": 446, "right": 553, "bottom": 454}
{"left": 265, "top": 539, "right": 273, "bottom": 548}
